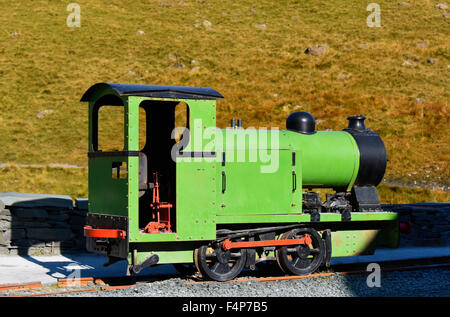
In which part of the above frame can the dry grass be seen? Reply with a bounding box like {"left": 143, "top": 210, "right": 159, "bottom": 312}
{"left": 0, "top": 0, "right": 448, "bottom": 201}
{"left": 0, "top": 165, "right": 87, "bottom": 198}
{"left": 377, "top": 184, "right": 449, "bottom": 204}
{"left": 0, "top": 164, "right": 447, "bottom": 203}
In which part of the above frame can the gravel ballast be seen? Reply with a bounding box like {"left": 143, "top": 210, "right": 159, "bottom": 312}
{"left": 39, "top": 267, "right": 449, "bottom": 297}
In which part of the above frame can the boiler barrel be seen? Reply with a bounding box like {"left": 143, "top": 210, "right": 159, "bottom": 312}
{"left": 286, "top": 130, "right": 360, "bottom": 189}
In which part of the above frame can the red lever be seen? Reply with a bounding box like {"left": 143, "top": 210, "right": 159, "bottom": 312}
{"left": 144, "top": 172, "right": 172, "bottom": 234}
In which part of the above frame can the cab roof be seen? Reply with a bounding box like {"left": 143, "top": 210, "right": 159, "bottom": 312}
{"left": 80, "top": 83, "right": 224, "bottom": 102}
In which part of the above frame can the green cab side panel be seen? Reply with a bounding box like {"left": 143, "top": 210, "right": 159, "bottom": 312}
{"left": 88, "top": 156, "right": 128, "bottom": 216}
{"left": 173, "top": 99, "right": 217, "bottom": 241}
{"left": 175, "top": 159, "right": 217, "bottom": 240}
{"left": 126, "top": 98, "right": 218, "bottom": 242}
{"left": 87, "top": 90, "right": 130, "bottom": 217}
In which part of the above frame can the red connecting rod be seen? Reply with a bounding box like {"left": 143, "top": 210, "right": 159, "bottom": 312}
{"left": 221, "top": 234, "right": 312, "bottom": 251}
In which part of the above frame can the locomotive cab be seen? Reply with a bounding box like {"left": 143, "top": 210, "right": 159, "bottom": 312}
{"left": 81, "top": 83, "right": 223, "bottom": 260}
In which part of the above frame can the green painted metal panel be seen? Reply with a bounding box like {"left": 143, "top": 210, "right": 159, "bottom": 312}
{"left": 174, "top": 99, "right": 217, "bottom": 241}
{"left": 331, "top": 229, "right": 380, "bottom": 256}
{"left": 87, "top": 91, "right": 130, "bottom": 217}
{"left": 87, "top": 94, "right": 139, "bottom": 223}
{"left": 318, "top": 213, "right": 342, "bottom": 222}
{"left": 285, "top": 130, "right": 360, "bottom": 189}
{"left": 330, "top": 220, "right": 399, "bottom": 257}
{"left": 216, "top": 212, "right": 398, "bottom": 225}
{"left": 213, "top": 128, "right": 303, "bottom": 222}
{"left": 350, "top": 212, "right": 398, "bottom": 221}
{"left": 125, "top": 97, "right": 218, "bottom": 243}
{"left": 175, "top": 158, "right": 217, "bottom": 241}
{"left": 218, "top": 149, "right": 300, "bottom": 215}
{"left": 133, "top": 249, "right": 194, "bottom": 265}
{"left": 132, "top": 233, "right": 179, "bottom": 242}
{"left": 319, "top": 212, "right": 398, "bottom": 222}
{"left": 216, "top": 214, "right": 310, "bottom": 224}
{"left": 127, "top": 97, "right": 140, "bottom": 241}
{"left": 88, "top": 156, "right": 128, "bottom": 216}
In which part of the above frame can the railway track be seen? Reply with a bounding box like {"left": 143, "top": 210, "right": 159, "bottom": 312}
{"left": 1, "top": 256, "right": 449, "bottom": 297}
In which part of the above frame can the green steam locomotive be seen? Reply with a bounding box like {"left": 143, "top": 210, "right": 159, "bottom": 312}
{"left": 82, "top": 83, "right": 398, "bottom": 281}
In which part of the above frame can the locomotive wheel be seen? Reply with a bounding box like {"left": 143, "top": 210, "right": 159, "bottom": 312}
{"left": 194, "top": 243, "right": 247, "bottom": 282}
{"left": 275, "top": 228, "right": 325, "bottom": 276}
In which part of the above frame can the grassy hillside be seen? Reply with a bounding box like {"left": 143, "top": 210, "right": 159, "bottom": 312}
{"left": 0, "top": 0, "right": 448, "bottom": 202}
